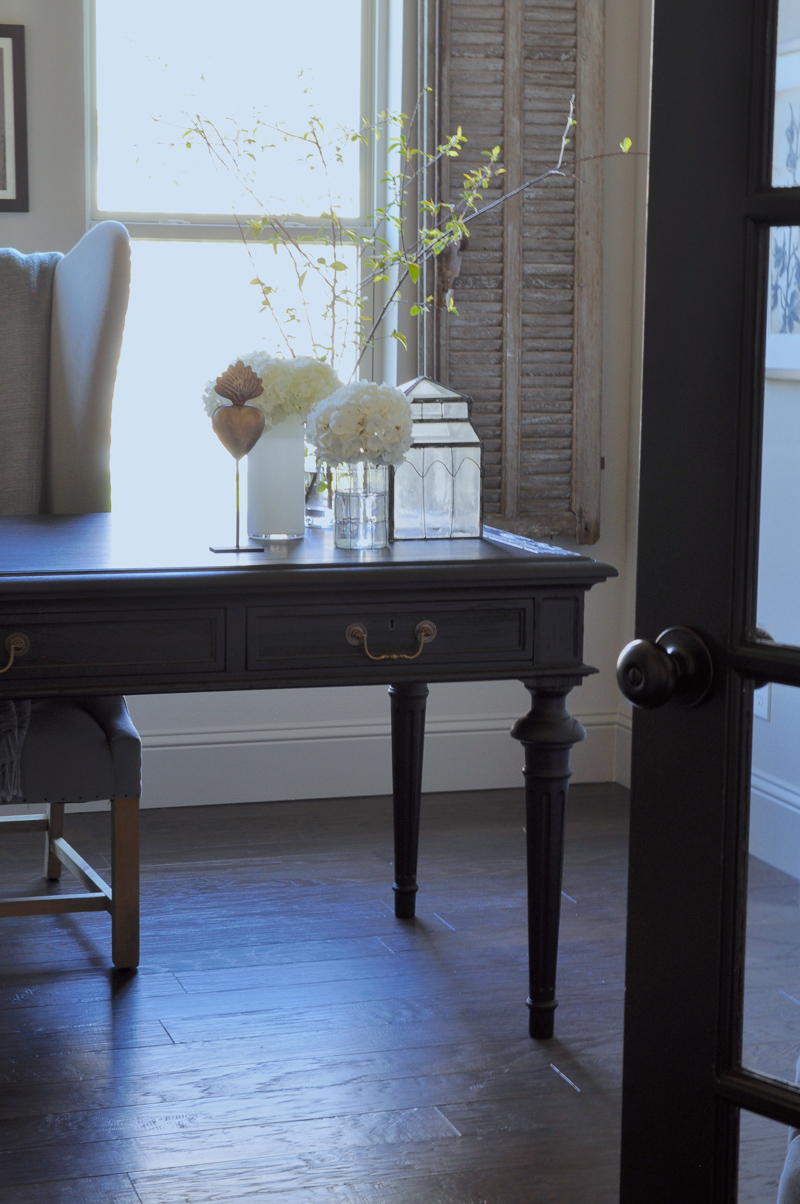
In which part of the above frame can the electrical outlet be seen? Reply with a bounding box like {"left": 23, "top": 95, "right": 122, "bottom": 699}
{"left": 754, "top": 682, "right": 772, "bottom": 721}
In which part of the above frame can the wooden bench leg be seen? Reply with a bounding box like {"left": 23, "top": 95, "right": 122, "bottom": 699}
{"left": 44, "top": 803, "right": 65, "bottom": 880}
{"left": 111, "top": 797, "right": 139, "bottom": 970}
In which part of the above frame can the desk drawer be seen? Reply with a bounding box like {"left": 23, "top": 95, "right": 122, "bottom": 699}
{"left": 247, "top": 600, "right": 533, "bottom": 671}
{"left": 0, "top": 609, "right": 225, "bottom": 681}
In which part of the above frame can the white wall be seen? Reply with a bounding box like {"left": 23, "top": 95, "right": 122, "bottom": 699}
{"left": 0, "top": 0, "right": 650, "bottom": 807}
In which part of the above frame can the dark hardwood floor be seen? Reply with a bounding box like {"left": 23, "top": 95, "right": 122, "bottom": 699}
{"left": 0, "top": 783, "right": 629, "bottom": 1204}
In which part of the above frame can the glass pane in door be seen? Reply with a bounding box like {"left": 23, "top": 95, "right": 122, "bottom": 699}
{"left": 773, "top": 0, "right": 800, "bottom": 186}
{"left": 744, "top": 679, "right": 800, "bottom": 1086}
{"left": 756, "top": 227, "right": 800, "bottom": 647}
{"left": 739, "top": 1108, "right": 797, "bottom": 1202}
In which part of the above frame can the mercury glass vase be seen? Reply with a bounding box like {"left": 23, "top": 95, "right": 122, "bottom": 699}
{"left": 247, "top": 412, "right": 306, "bottom": 541}
{"left": 333, "top": 462, "right": 389, "bottom": 550}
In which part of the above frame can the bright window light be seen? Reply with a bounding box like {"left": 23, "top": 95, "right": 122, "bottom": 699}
{"left": 95, "top": 1, "right": 373, "bottom": 527}
{"left": 95, "top": 0, "right": 363, "bottom": 217}
{"left": 110, "top": 240, "right": 359, "bottom": 533}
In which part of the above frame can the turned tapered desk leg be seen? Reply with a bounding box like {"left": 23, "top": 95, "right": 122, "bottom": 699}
{"left": 511, "top": 678, "right": 585, "bottom": 1039}
{"left": 389, "top": 682, "right": 428, "bottom": 919}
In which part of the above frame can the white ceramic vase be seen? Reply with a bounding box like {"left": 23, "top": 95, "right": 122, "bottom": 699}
{"left": 247, "top": 412, "right": 306, "bottom": 541}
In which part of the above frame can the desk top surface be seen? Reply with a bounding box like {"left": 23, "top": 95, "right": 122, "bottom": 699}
{"left": 0, "top": 515, "right": 616, "bottom": 589}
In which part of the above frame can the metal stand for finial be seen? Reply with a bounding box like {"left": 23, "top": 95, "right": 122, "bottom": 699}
{"left": 209, "top": 459, "right": 266, "bottom": 554}
{"left": 235, "top": 461, "right": 241, "bottom": 549}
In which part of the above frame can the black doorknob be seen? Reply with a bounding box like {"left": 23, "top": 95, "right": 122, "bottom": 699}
{"left": 616, "top": 627, "right": 713, "bottom": 709}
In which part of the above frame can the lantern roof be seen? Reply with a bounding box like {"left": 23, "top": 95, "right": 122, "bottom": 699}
{"left": 398, "top": 376, "right": 467, "bottom": 401}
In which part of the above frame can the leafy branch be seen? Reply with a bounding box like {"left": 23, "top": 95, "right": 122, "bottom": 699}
{"left": 180, "top": 93, "right": 630, "bottom": 377}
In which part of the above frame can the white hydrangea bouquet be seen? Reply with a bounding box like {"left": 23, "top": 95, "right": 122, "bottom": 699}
{"left": 306, "top": 381, "right": 413, "bottom": 468}
{"left": 203, "top": 352, "right": 342, "bottom": 429}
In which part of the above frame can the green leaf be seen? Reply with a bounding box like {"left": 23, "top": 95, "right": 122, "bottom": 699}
{"left": 620, "top": 136, "right": 633, "bottom": 153}
{"left": 407, "top": 262, "right": 420, "bottom": 284}
{"left": 298, "top": 271, "right": 307, "bottom": 288}
{"left": 409, "top": 304, "right": 422, "bottom": 316}
{"left": 391, "top": 330, "right": 408, "bottom": 349}
{"left": 330, "top": 261, "right": 348, "bottom": 271}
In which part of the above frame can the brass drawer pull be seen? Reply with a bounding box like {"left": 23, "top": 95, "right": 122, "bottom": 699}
{"left": 0, "top": 633, "right": 30, "bottom": 674}
{"left": 346, "top": 620, "right": 437, "bottom": 662}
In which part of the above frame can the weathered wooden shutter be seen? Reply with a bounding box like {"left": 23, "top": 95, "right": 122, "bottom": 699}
{"left": 430, "top": 0, "right": 604, "bottom": 543}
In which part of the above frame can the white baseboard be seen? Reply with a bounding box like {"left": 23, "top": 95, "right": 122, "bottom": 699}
{"left": 4, "top": 710, "right": 631, "bottom": 815}
{"left": 137, "top": 709, "right": 624, "bottom": 808}
{"left": 750, "top": 768, "right": 800, "bottom": 878}
{"left": 615, "top": 712, "right": 633, "bottom": 789}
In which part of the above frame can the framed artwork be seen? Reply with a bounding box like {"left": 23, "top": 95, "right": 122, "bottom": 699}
{"left": 0, "top": 25, "right": 28, "bottom": 212}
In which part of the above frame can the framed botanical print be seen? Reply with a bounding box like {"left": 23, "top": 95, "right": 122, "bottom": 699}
{"left": 0, "top": 25, "right": 28, "bottom": 212}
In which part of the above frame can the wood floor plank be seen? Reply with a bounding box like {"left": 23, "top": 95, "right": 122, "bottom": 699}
{"left": 129, "top": 1164, "right": 618, "bottom": 1204}
{"left": 0, "top": 1030, "right": 623, "bottom": 1119}
{"left": 0, "top": 970, "right": 463, "bottom": 1037}
{"left": 128, "top": 1128, "right": 620, "bottom": 1204}
{"left": 0, "top": 1019, "right": 173, "bottom": 1061}
{"left": 0, "top": 1049, "right": 623, "bottom": 1129}
{"left": 0, "top": 1062, "right": 613, "bottom": 1154}
{"left": 0, "top": 1105, "right": 459, "bottom": 1188}
{"left": 0, "top": 934, "right": 398, "bottom": 977}
{"left": 0, "top": 968, "right": 185, "bottom": 1011}
{"left": 0, "top": 1175, "right": 140, "bottom": 1204}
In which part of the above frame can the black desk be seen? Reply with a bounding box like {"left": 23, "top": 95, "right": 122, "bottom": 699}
{"left": 0, "top": 515, "right": 615, "bottom": 1038}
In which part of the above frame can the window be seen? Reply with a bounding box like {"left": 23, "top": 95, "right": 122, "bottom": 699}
{"left": 92, "top": 0, "right": 604, "bottom": 543}
{"left": 91, "top": 0, "right": 401, "bottom": 533}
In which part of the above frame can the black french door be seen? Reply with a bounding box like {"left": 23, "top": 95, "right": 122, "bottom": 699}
{"left": 619, "top": 0, "right": 800, "bottom": 1199}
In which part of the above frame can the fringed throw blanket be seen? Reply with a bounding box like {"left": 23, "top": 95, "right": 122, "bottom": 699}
{"left": 0, "top": 700, "right": 31, "bottom": 802}
{"left": 0, "top": 246, "right": 61, "bottom": 797}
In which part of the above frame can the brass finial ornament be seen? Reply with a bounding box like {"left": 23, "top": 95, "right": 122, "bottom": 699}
{"left": 211, "top": 361, "right": 266, "bottom": 461}
{"left": 210, "top": 361, "right": 267, "bottom": 553}
{"left": 214, "top": 360, "right": 265, "bottom": 407}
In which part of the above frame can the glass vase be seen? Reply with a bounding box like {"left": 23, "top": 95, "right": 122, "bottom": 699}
{"left": 247, "top": 412, "right": 305, "bottom": 541}
{"left": 333, "top": 462, "right": 389, "bottom": 550}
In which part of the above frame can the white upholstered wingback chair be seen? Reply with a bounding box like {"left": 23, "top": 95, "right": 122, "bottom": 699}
{"left": 0, "top": 221, "right": 142, "bottom": 969}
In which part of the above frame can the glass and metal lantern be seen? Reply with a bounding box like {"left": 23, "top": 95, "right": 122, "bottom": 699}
{"left": 390, "top": 377, "right": 483, "bottom": 540}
